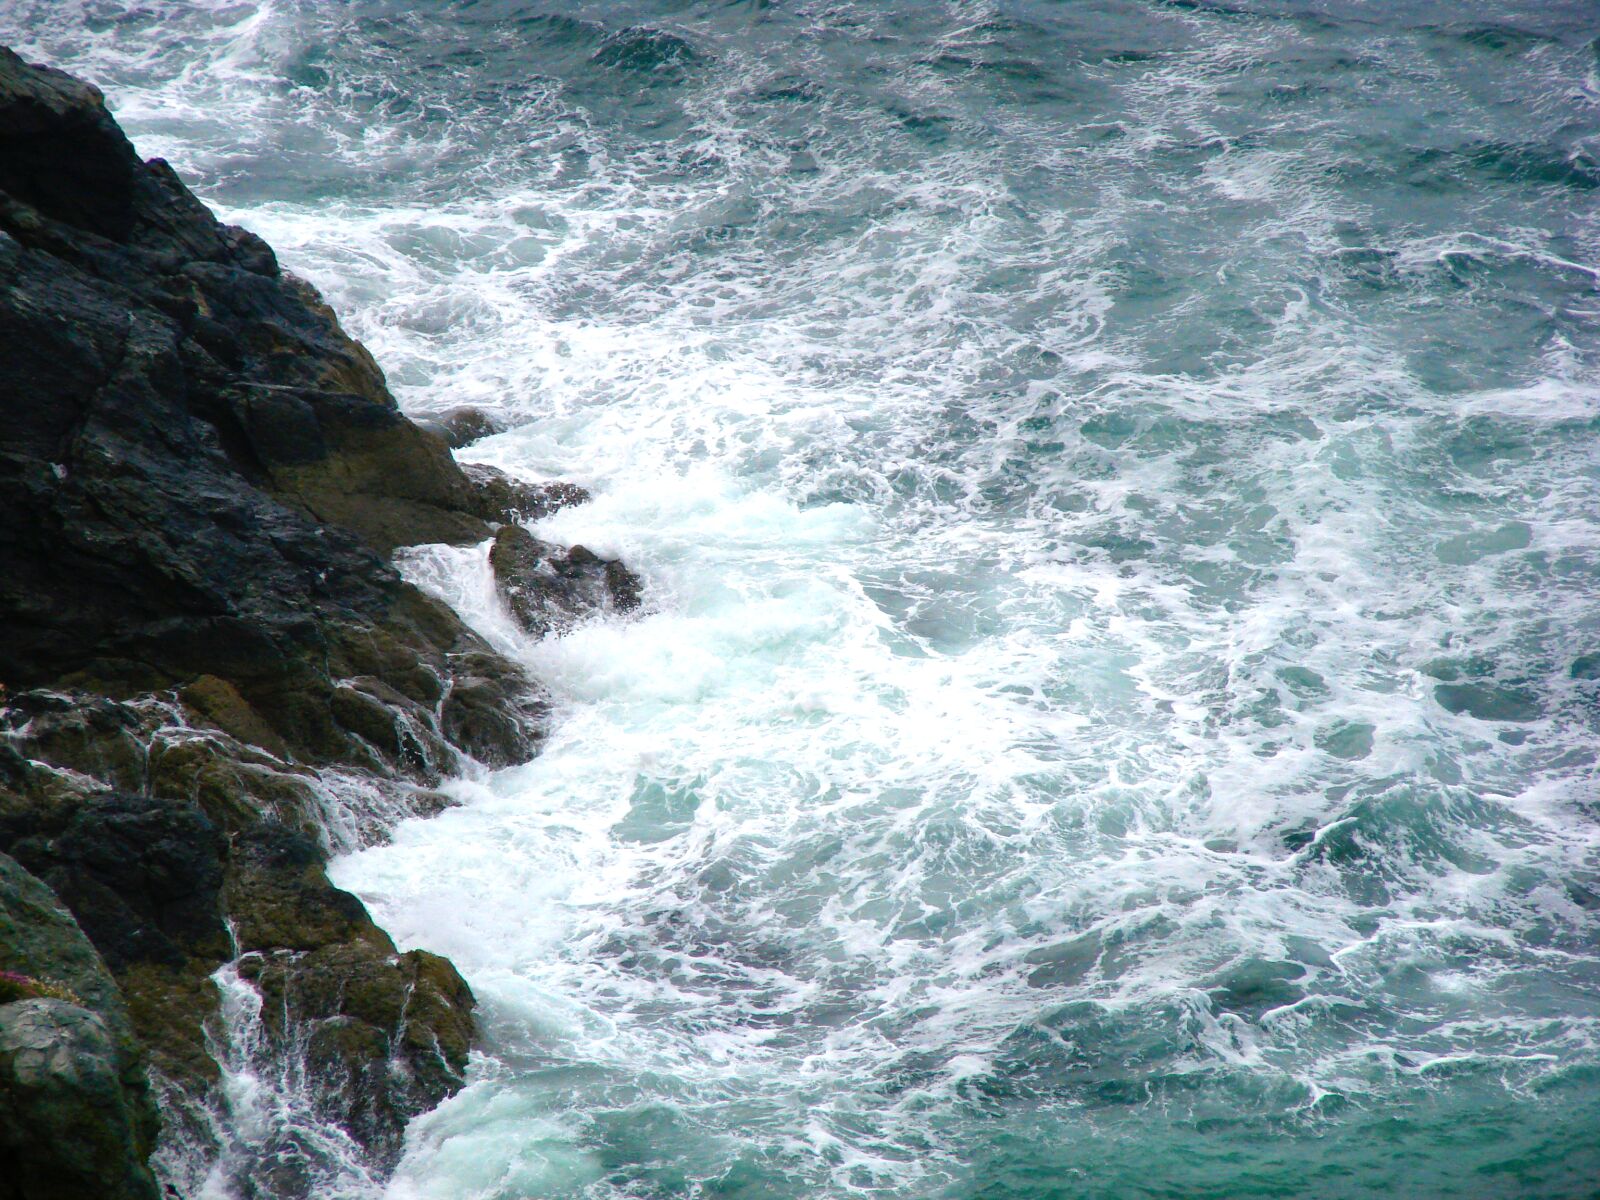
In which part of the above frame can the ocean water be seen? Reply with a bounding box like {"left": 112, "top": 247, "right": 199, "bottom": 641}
{"left": 7, "top": 1, "right": 1600, "bottom": 1196}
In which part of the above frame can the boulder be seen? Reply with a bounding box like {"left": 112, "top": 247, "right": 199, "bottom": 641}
{"left": 0, "top": 851, "right": 137, "bottom": 1048}
{"left": 489, "top": 524, "right": 644, "bottom": 637}
{"left": 0, "top": 999, "right": 160, "bottom": 1200}
{"left": 227, "top": 823, "right": 476, "bottom": 1185}
{"left": 4, "top": 790, "right": 231, "bottom": 1093}
{"left": 414, "top": 405, "right": 504, "bottom": 448}
{"left": 0, "top": 852, "right": 158, "bottom": 1200}
{"left": 441, "top": 650, "right": 550, "bottom": 767}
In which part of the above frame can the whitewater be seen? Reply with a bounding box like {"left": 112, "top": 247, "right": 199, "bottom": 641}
{"left": 7, "top": 1, "right": 1600, "bottom": 1196}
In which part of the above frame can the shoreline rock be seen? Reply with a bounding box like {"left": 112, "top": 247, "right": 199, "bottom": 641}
{"left": 0, "top": 46, "right": 641, "bottom": 1199}
{"left": 413, "top": 405, "right": 505, "bottom": 449}
{"left": 0, "top": 852, "right": 158, "bottom": 1200}
{"left": 490, "top": 524, "right": 644, "bottom": 638}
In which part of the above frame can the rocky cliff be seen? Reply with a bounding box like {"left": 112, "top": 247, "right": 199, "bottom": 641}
{"left": 0, "top": 47, "right": 630, "bottom": 1199}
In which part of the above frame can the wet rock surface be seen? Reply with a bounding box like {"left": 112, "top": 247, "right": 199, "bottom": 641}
{"left": 0, "top": 690, "right": 489, "bottom": 1198}
{"left": 414, "top": 404, "right": 504, "bottom": 448}
{"left": 0, "top": 998, "right": 160, "bottom": 1200}
{"left": 0, "top": 851, "right": 132, "bottom": 1021}
{"left": 0, "top": 45, "right": 491, "bottom": 702}
{"left": 0, "top": 45, "right": 638, "bottom": 1200}
{"left": 227, "top": 822, "right": 476, "bottom": 1176}
{"left": 491, "top": 524, "right": 645, "bottom": 638}
{"left": 0, "top": 853, "right": 159, "bottom": 1200}
{"left": 461, "top": 460, "right": 592, "bottom": 525}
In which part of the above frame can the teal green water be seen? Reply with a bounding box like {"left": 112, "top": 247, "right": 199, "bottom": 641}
{"left": 8, "top": 2, "right": 1600, "bottom": 1196}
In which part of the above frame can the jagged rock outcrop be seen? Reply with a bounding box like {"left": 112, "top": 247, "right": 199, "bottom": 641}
{"left": 228, "top": 822, "right": 476, "bottom": 1180}
{"left": 462, "top": 461, "right": 592, "bottom": 526}
{"left": 491, "top": 525, "right": 644, "bottom": 637}
{"left": 0, "top": 45, "right": 634, "bottom": 1200}
{"left": 0, "top": 45, "right": 502, "bottom": 709}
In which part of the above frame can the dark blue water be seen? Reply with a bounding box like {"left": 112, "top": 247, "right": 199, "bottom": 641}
{"left": 7, "top": 2, "right": 1600, "bottom": 1197}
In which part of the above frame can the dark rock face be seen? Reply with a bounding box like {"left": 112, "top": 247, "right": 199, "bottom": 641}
{"left": 0, "top": 44, "right": 493, "bottom": 702}
{"left": 15, "top": 793, "right": 230, "bottom": 976}
{"left": 441, "top": 651, "right": 553, "bottom": 768}
{"left": 0, "top": 851, "right": 131, "bottom": 1019}
{"left": 0, "top": 45, "right": 635, "bottom": 1200}
{"left": 2, "top": 777, "right": 232, "bottom": 1095}
{"left": 1, "top": 692, "right": 485, "bottom": 1198}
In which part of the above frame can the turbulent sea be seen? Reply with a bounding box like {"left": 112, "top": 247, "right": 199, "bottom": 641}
{"left": 9, "top": 1, "right": 1600, "bottom": 1196}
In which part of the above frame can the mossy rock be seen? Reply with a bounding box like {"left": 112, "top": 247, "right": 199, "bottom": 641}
{"left": 0, "top": 999, "right": 160, "bottom": 1200}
